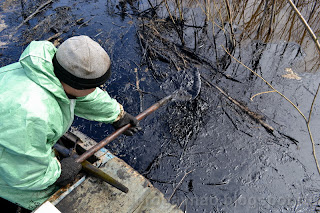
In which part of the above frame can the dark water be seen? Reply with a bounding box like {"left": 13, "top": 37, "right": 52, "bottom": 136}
{"left": 1, "top": 0, "right": 320, "bottom": 212}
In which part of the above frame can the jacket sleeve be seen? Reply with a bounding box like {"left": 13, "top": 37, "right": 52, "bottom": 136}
{"left": 75, "top": 88, "right": 121, "bottom": 123}
{"left": 0, "top": 111, "right": 61, "bottom": 191}
{"left": 0, "top": 40, "right": 62, "bottom": 192}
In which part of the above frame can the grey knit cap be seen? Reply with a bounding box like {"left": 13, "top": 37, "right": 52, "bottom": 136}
{"left": 53, "top": 35, "right": 111, "bottom": 89}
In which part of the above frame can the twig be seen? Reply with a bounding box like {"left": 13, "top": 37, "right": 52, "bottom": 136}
{"left": 222, "top": 46, "right": 320, "bottom": 174}
{"left": 306, "top": 83, "right": 320, "bottom": 174}
{"left": 194, "top": 0, "right": 225, "bottom": 32}
{"left": 150, "top": 30, "right": 240, "bottom": 81}
{"left": 222, "top": 45, "right": 307, "bottom": 121}
{"left": 201, "top": 75, "right": 274, "bottom": 133}
{"left": 46, "top": 32, "right": 63, "bottom": 41}
{"left": 46, "top": 20, "right": 80, "bottom": 42}
{"left": 94, "top": 32, "right": 103, "bottom": 37}
{"left": 178, "top": 198, "right": 187, "bottom": 208}
{"left": 221, "top": 104, "right": 239, "bottom": 131}
{"left": 16, "top": 0, "right": 53, "bottom": 29}
{"left": 52, "top": 39, "right": 61, "bottom": 47}
{"left": 307, "top": 83, "right": 320, "bottom": 125}
{"left": 256, "top": 0, "right": 268, "bottom": 39}
{"left": 138, "top": 1, "right": 163, "bottom": 16}
{"left": 32, "top": 14, "right": 53, "bottom": 31}
{"left": 164, "top": 0, "right": 176, "bottom": 25}
{"left": 129, "top": 84, "right": 155, "bottom": 96}
{"left": 136, "top": 30, "right": 148, "bottom": 63}
{"left": 78, "top": 17, "right": 94, "bottom": 29}
{"left": 250, "top": 90, "right": 276, "bottom": 101}
{"left": 176, "top": 0, "right": 184, "bottom": 22}
{"left": 147, "top": 0, "right": 155, "bottom": 10}
{"left": 169, "top": 170, "right": 194, "bottom": 201}
{"left": 134, "top": 68, "right": 144, "bottom": 113}
{"left": 266, "top": 0, "right": 275, "bottom": 39}
{"left": 278, "top": 131, "right": 299, "bottom": 146}
{"left": 287, "top": 0, "right": 320, "bottom": 54}
{"left": 223, "top": 0, "right": 236, "bottom": 47}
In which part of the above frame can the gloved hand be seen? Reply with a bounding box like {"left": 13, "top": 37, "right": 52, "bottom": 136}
{"left": 112, "top": 112, "right": 141, "bottom": 136}
{"left": 55, "top": 157, "right": 82, "bottom": 187}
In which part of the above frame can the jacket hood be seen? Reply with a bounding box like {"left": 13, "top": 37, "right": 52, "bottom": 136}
{"left": 19, "top": 41, "right": 69, "bottom": 104}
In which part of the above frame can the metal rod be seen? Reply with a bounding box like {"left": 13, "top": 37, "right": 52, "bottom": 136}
{"left": 54, "top": 143, "right": 71, "bottom": 157}
{"left": 81, "top": 161, "right": 128, "bottom": 193}
{"left": 54, "top": 144, "right": 129, "bottom": 193}
{"left": 75, "top": 95, "right": 173, "bottom": 163}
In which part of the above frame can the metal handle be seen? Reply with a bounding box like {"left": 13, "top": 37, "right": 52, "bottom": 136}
{"left": 75, "top": 95, "right": 173, "bottom": 163}
{"left": 54, "top": 143, "right": 129, "bottom": 193}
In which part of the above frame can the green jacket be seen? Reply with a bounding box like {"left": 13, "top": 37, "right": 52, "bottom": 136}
{"left": 0, "top": 41, "right": 120, "bottom": 210}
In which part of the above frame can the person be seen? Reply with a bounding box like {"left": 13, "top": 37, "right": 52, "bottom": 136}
{"left": 0, "top": 35, "right": 140, "bottom": 211}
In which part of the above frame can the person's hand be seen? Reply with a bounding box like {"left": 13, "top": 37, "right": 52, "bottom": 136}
{"left": 112, "top": 112, "right": 141, "bottom": 136}
{"left": 55, "top": 157, "right": 82, "bottom": 186}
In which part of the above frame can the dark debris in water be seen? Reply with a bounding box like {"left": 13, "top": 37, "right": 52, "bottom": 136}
{"left": 167, "top": 96, "right": 209, "bottom": 148}
{"left": 1, "top": 0, "right": 320, "bottom": 212}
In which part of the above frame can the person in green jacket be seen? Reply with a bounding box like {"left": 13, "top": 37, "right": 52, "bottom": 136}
{"left": 0, "top": 35, "right": 140, "bottom": 210}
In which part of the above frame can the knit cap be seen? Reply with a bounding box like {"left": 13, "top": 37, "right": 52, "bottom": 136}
{"left": 53, "top": 35, "right": 111, "bottom": 89}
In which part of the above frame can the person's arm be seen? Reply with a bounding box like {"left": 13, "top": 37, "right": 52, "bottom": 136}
{"left": 75, "top": 88, "right": 141, "bottom": 135}
{"left": 75, "top": 87, "right": 120, "bottom": 123}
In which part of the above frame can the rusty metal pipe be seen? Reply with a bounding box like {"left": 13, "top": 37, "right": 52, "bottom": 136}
{"left": 54, "top": 143, "right": 129, "bottom": 193}
{"left": 75, "top": 95, "right": 173, "bottom": 163}
{"left": 81, "top": 161, "right": 129, "bottom": 193}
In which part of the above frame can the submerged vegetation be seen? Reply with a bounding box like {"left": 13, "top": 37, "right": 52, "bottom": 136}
{"left": 133, "top": 0, "right": 320, "bottom": 175}
{"left": 139, "top": 0, "right": 320, "bottom": 72}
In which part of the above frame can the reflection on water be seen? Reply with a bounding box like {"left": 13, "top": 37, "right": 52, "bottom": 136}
{"left": 150, "top": 0, "right": 319, "bottom": 72}
{"left": 2, "top": 0, "right": 318, "bottom": 71}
